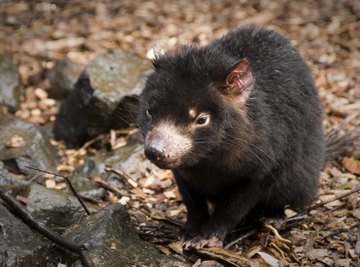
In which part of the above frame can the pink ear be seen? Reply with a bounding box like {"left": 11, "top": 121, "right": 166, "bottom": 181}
{"left": 225, "top": 58, "right": 254, "bottom": 105}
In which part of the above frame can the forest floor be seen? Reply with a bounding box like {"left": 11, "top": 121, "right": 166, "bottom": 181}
{"left": 1, "top": 1, "right": 359, "bottom": 266}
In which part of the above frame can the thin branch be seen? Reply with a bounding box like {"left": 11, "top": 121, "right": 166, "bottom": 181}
{"left": 94, "top": 176, "right": 130, "bottom": 197}
{"left": 0, "top": 187, "right": 94, "bottom": 267}
{"left": 106, "top": 166, "right": 138, "bottom": 188}
{"left": 264, "top": 224, "right": 292, "bottom": 244}
{"left": 309, "top": 186, "right": 360, "bottom": 210}
{"left": 224, "top": 229, "right": 258, "bottom": 249}
{"left": 26, "top": 166, "right": 91, "bottom": 215}
{"left": 277, "top": 213, "right": 309, "bottom": 232}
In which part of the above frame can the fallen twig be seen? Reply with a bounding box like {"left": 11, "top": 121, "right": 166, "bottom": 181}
{"left": 192, "top": 246, "right": 257, "bottom": 267}
{"left": 309, "top": 186, "right": 360, "bottom": 210}
{"left": 225, "top": 228, "right": 258, "bottom": 249}
{"left": 265, "top": 224, "right": 292, "bottom": 244}
{"left": 0, "top": 187, "right": 94, "bottom": 267}
{"left": 278, "top": 213, "right": 309, "bottom": 232}
{"left": 26, "top": 166, "right": 91, "bottom": 215}
{"left": 94, "top": 176, "right": 130, "bottom": 197}
{"left": 105, "top": 166, "right": 138, "bottom": 188}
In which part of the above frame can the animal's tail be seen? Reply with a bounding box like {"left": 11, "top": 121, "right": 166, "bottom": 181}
{"left": 325, "top": 113, "right": 359, "bottom": 163}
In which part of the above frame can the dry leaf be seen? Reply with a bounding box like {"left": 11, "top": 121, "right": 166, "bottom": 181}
{"left": 34, "top": 88, "right": 48, "bottom": 99}
{"left": 157, "top": 245, "right": 171, "bottom": 256}
{"left": 284, "top": 208, "right": 298, "bottom": 218}
{"left": 163, "top": 190, "right": 176, "bottom": 199}
{"left": 168, "top": 241, "right": 183, "bottom": 255}
{"left": 118, "top": 196, "right": 130, "bottom": 205}
{"left": 54, "top": 183, "right": 67, "bottom": 190}
{"left": 246, "top": 245, "right": 262, "bottom": 258}
{"left": 320, "top": 257, "right": 334, "bottom": 266}
{"left": 335, "top": 259, "right": 351, "bottom": 267}
{"left": 324, "top": 199, "right": 343, "bottom": 209}
{"left": 329, "top": 167, "right": 343, "bottom": 177}
{"left": 197, "top": 247, "right": 257, "bottom": 266}
{"left": 168, "top": 209, "right": 181, "bottom": 217}
{"left": 306, "top": 249, "right": 328, "bottom": 261}
{"left": 342, "top": 157, "right": 360, "bottom": 175}
{"left": 5, "top": 134, "right": 26, "bottom": 148}
{"left": 196, "top": 260, "right": 224, "bottom": 267}
{"left": 45, "top": 179, "right": 56, "bottom": 189}
{"left": 352, "top": 209, "right": 360, "bottom": 220}
{"left": 256, "top": 252, "right": 279, "bottom": 267}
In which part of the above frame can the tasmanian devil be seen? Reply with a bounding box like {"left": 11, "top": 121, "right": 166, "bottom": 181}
{"left": 138, "top": 26, "right": 326, "bottom": 247}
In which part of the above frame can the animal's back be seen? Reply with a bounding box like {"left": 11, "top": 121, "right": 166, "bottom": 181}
{"left": 207, "top": 27, "right": 325, "bottom": 210}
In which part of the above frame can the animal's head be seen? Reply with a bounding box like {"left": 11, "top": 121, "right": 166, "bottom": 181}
{"left": 138, "top": 47, "right": 254, "bottom": 169}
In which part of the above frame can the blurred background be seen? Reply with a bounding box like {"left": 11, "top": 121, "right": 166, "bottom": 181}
{"left": 0, "top": 0, "right": 359, "bottom": 127}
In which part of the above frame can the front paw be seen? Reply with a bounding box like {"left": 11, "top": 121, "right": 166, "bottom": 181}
{"left": 182, "top": 234, "right": 223, "bottom": 249}
{"left": 201, "top": 222, "right": 227, "bottom": 242}
{"left": 179, "top": 223, "right": 201, "bottom": 241}
{"left": 181, "top": 223, "right": 226, "bottom": 249}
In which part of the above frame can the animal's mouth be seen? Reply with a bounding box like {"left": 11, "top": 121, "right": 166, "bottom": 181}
{"left": 148, "top": 157, "right": 182, "bottom": 170}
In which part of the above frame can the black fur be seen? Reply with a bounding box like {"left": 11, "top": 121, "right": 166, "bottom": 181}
{"left": 138, "top": 26, "right": 325, "bottom": 243}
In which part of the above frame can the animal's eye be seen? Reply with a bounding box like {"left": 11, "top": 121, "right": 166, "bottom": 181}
{"left": 146, "top": 109, "right": 152, "bottom": 118}
{"left": 195, "top": 114, "right": 210, "bottom": 126}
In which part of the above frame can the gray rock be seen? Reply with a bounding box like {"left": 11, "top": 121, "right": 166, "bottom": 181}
{"left": 68, "top": 142, "right": 143, "bottom": 199}
{"left": 0, "top": 204, "right": 49, "bottom": 267}
{"left": 0, "top": 184, "right": 92, "bottom": 266}
{"left": 64, "top": 204, "right": 189, "bottom": 267}
{"left": 0, "top": 182, "right": 98, "bottom": 266}
{"left": 69, "top": 132, "right": 159, "bottom": 199}
{"left": 0, "top": 161, "right": 27, "bottom": 186}
{"left": 24, "top": 184, "right": 97, "bottom": 233}
{"left": 99, "top": 135, "right": 158, "bottom": 182}
{"left": 69, "top": 159, "right": 101, "bottom": 192}
{"left": 0, "top": 118, "right": 58, "bottom": 177}
{"left": 67, "top": 159, "right": 109, "bottom": 203}
{"left": 54, "top": 48, "right": 151, "bottom": 147}
{"left": 0, "top": 54, "right": 23, "bottom": 112}
{"left": 47, "top": 58, "right": 84, "bottom": 99}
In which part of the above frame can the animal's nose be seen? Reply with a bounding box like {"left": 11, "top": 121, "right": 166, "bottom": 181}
{"left": 145, "top": 144, "right": 167, "bottom": 164}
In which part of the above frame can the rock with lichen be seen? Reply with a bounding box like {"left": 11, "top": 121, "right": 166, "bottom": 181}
{"left": 54, "top": 48, "right": 151, "bottom": 148}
